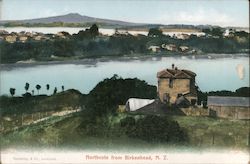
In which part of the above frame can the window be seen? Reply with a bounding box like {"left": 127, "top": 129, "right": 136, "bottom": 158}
{"left": 177, "top": 93, "right": 183, "bottom": 98}
{"left": 163, "top": 93, "right": 170, "bottom": 103}
{"left": 169, "top": 78, "right": 173, "bottom": 88}
{"left": 191, "top": 99, "right": 196, "bottom": 106}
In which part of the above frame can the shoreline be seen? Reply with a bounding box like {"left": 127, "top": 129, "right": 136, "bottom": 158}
{"left": 1, "top": 53, "right": 249, "bottom": 70}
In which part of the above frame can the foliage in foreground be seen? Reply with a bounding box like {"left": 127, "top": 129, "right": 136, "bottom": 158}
{"left": 120, "top": 115, "right": 188, "bottom": 143}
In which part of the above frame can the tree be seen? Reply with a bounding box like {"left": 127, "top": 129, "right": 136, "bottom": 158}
{"left": 24, "top": 82, "right": 29, "bottom": 92}
{"left": 148, "top": 28, "right": 163, "bottom": 37}
{"left": 46, "top": 84, "right": 50, "bottom": 91}
{"left": 9, "top": 88, "right": 15, "bottom": 97}
{"left": 36, "top": 84, "right": 41, "bottom": 94}
{"left": 202, "top": 27, "right": 224, "bottom": 38}
{"left": 89, "top": 24, "right": 99, "bottom": 37}
{"left": 62, "top": 85, "right": 64, "bottom": 92}
{"left": 32, "top": 90, "right": 34, "bottom": 95}
{"left": 54, "top": 87, "right": 57, "bottom": 94}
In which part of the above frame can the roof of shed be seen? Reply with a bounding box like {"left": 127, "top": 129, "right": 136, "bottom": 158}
{"left": 207, "top": 96, "right": 250, "bottom": 107}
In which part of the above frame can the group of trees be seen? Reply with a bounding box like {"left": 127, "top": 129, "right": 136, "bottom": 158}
{"left": 197, "top": 87, "right": 250, "bottom": 106}
{"left": 85, "top": 74, "right": 157, "bottom": 117}
{"left": 202, "top": 27, "right": 225, "bottom": 38}
{"left": 9, "top": 82, "right": 65, "bottom": 97}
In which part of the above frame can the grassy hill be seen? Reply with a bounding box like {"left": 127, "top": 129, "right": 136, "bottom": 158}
{"left": 0, "top": 89, "right": 86, "bottom": 133}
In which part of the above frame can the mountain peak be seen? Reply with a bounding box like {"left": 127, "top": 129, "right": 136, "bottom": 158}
{"left": 0, "top": 13, "right": 139, "bottom": 26}
{"left": 66, "top": 13, "right": 82, "bottom": 17}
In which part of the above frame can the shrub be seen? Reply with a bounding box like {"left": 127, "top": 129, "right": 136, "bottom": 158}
{"left": 126, "top": 115, "right": 188, "bottom": 143}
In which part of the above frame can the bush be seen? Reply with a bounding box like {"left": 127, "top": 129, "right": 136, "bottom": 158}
{"left": 120, "top": 117, "right": 136, "bottom": 128}
{"left": 125, "top": 115, "right": 188, "bottom": 143}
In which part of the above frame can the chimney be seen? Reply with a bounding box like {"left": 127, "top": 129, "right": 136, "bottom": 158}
{"left": 172, "top": 64, "right": 174, "bottom": 69}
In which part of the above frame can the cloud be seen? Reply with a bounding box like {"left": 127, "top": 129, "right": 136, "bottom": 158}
{"left": 155, "top": 7, "right": 237, "bottom": 26}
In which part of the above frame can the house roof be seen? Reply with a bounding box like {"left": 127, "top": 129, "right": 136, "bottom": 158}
{"left": 207, "top": 96, "right": 250, "bottom": 107}
{"left": 157, "top": 68, "right": 196, "bottom": 79}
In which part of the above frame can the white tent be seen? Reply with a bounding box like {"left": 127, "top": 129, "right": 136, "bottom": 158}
{"left": 125, "top": 98, "right": 155, "bottom": 112}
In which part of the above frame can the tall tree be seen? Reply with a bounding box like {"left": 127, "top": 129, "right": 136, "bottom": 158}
{"left": 36, "top": 84, "right": 41, "bottom": 94}
{"left": 62, "top": 85, "right": 64, "bottom": 92}
{"left": 89, "top": 24, "right": 99, "bottom": 37}
{"left": 9, "top": 88, "right": 15, "bottom": 97}
{"left": 24, "top": 82, "right": 30, "bottom": 93}
{"left": 148, "top": 28, "right": 163, "bottom": 37}
{"left": 46, "top": 84, "right": 50, "bottom": 91}
{"left": 54, "top": 87, "right": 57, "bottom": 95}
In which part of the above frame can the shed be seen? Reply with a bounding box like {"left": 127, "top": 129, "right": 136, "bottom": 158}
{"left": 125, "top": 98, "right": 155, "bottom": 112}
{"left": 207, "top": 96, "right": 250, "bottom": 119}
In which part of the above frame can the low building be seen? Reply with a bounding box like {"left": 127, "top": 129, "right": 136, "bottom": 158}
{"left": 19, "top": 36, "right": 28, "bottom": 42}
{"left": 179, "top": 46, "right": 189, "bottom": 52}
{"left": 0, "top": 30, "right": 9, "bottom": 35}
{"left": 33, "top": 35, "right": 43, "bottom": 41}
{"left": 162, "top": 44, "right": 177, "bottom": 51}
{"left": 157, "top": 64, "right": 197, "bottom": 105}
{"left": 176, "top": 33, "right": 190, "bottom": 40}
{"left": 207, "top": 96, "right": 250, "bottom": 119}
{"left": 125, "top": 98, "right": 155, "bottom": 112}
{"left": 5, "top": 35, "right": 17, "bottom": 43}
{"left": 148, "top": 46, "right": 161, "bottom": 52}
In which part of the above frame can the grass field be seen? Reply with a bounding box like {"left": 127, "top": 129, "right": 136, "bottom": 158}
{"left": 1, "top": 112, "right": 249, "bottom": 151}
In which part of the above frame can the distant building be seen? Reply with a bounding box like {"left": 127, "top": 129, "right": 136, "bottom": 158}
{"left": 161, "top": 44, "right": 177, "bottom": 51}
{"left": 176, "top": 33, "right": 190, "bottom": 40}
{"left": 5, "top": 35, "right": 17, "bottom": 43}
{"left": 179, "top": 46, "right": 189, "bottom": 52}
{"left": 157, "top": 64, "right": 197, "bottom": 105}
{"left": 0, "top": 30, "right": 9, "bottom": 35}
{"left": 33, "top": 35, "right": 43, "bottom": 41}
{"left": 19, "top": 36, "right": 28, "bottom": 42}
{"left": 148, "top": 46, "right": 161, "bottom": 52}
{"left": 207, "top": 96, "right": 250, "bottom": 119}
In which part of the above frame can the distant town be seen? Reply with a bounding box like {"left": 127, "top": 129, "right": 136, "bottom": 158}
{"left": 0, "top": 23, "right": 249, "bottom": 64}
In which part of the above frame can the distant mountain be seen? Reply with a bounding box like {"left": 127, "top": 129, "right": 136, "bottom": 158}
{"left": 0, "top": 13, "right": 233, "bottom": 30}
{"left": 0, "top": 13, "right": 142, "bottom": 27}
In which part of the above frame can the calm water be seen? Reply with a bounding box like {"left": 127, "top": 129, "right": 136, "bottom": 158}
{"left": 0, "top": 56, "right": 249, "bottom": 96}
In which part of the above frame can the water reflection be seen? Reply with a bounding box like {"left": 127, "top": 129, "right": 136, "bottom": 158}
{"left": 1, "top": 56, "right": 249, "bottom": 96}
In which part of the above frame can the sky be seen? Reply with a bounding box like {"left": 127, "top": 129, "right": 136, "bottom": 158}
{"left": 0, "top": 0, "right": 249, "bottom": 27}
